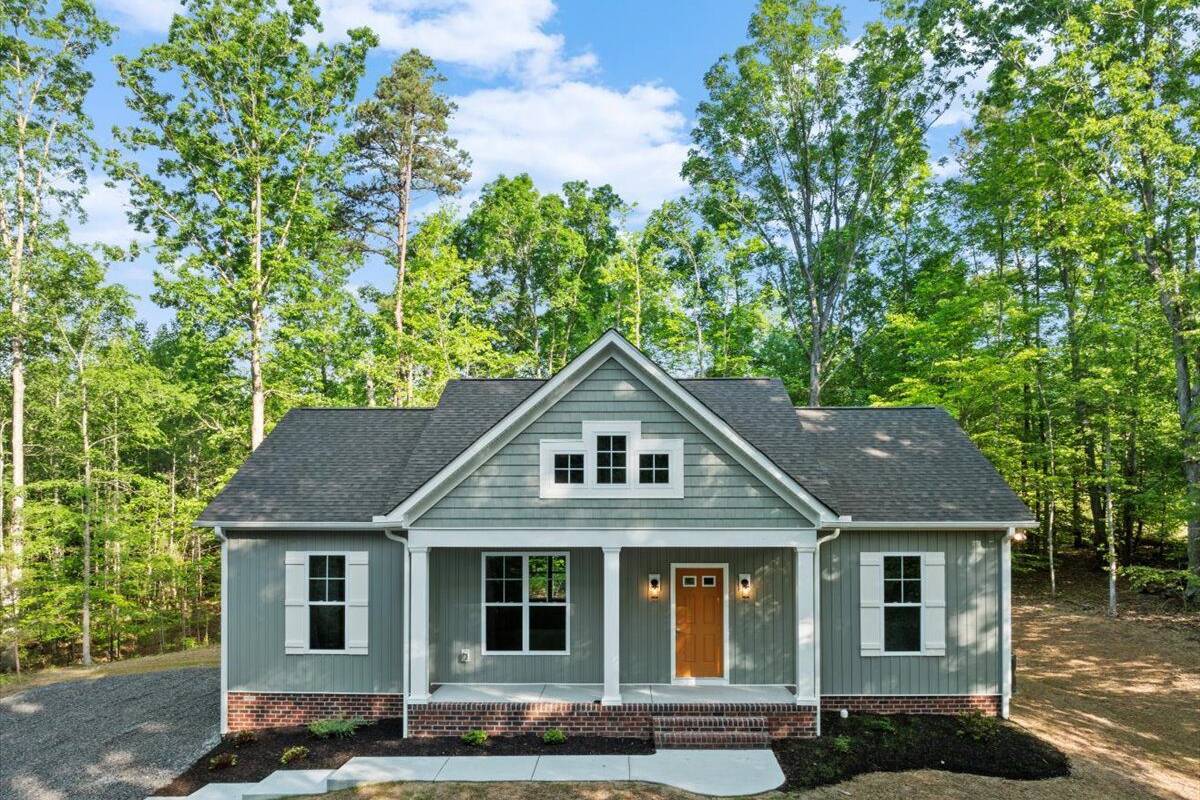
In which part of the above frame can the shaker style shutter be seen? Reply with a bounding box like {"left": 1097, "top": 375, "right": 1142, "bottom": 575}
{"left": 921, "top": 551, "right": 947, "bottom": 656}
{"left": 284, "top": 552, "right": 307, "bottom": 654}
{"left": 859, "top": 552, "right": 884, "bottom": 656}
{"left": 345, "top": 551, "right": 370, "bottom": 655}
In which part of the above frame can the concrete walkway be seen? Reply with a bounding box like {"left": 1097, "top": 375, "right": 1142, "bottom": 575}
{"left": 153, "top": 749, "right": 786, "bottom": 799}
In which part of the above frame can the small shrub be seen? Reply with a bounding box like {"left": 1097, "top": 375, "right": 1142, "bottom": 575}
{"left": 226, "top": 730, "right": 257, "bottom": 747}
{"left": 956, "top": 711, "right": 1000, "bottom": 741}
{"left": 461, "top": 728, "right": 489, "bottom": 746}
{"left": 208, "top": 752, "right": 237, "bottom": 771}
{"left": 832, "top": 735, "right": 853, "bottom": 754}
{"left": 308, "top": 718, "right": 367, "bottom": 739}
{"left": 542, "top": 728, "right": 567, "bottom": 745}
{"left": 1120, "top": 565, "right": 1195, "bottom": 598}
{"left": 280, "top": 745, "right": 310, "bottom": 765}
{"left": 858, "top": 716, "right": 896, "bottom": 735}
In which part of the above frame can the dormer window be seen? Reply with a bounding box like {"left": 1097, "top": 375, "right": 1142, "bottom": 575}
{"left": 639, "top": 453, "right": 670, "bottom": 484}
{"left": 539, "top": 421, "right": 683, "bottom": 499}
{"left": 554, "top": 453, "right": 584, "bottom": 484}
{"left": 596, "top": 435, "right": 627, "bottom": 484}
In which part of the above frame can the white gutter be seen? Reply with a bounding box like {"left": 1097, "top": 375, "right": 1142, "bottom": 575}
{"left": 195, "top": 520, "right": 373, "bottom": 530}
{"left": 383, "top": 530, "right": 410, "bottom": 738}
{"left": 828, "top": 520, "right": 1037, "bottom": 530}
{"left": 214, "top": 525, "right": 229, "bottom": 734}
{"left": 812, "top": 527, "right": 840, "bottom": 737}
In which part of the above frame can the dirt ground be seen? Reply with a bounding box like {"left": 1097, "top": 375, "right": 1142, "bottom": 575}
{"left": 0, "top": 645, "right": 219, "bottom": 698}
{"left": 307, "top": 556, "right": 1200, "bottom": 800}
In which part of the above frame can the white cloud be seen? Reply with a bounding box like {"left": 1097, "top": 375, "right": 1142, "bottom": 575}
{"left": 96, "top": 0, "right": 180, "bottom": 32}
{"left": 76, "top": 177, "right": 142, "bottom": 248}
{"left": 931, "top": 157, "right": 961, "bottom": 181}
{"left": 452, "top": 81, "right": 690, "bottom": 212}
{"left": 315, "top": 0, "right": 594, "bottom": 83}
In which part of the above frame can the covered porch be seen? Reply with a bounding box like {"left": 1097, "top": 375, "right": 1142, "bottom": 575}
{"left": 406, "top": 528, "right": 824, "bottom": 710}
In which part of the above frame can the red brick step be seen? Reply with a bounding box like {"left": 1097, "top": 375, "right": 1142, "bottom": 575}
{"left": 651, "top": 714, "right": 770, "bottom": 749}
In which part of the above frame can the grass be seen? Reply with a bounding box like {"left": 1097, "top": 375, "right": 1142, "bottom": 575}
{"left": 0, "top": 645, "right": 219, "bottom": 697}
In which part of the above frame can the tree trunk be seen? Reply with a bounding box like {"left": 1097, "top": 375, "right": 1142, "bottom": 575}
{"left": 250, "top": 300, "right": 266, "bottom": 450}
{"left": 80, "top": 361, "right": 92, "bottom": 667}
{"left": 393, "top": 117, "right": 415, "bottom": 407}
{"left": 5, "top": 293, "right": 24, "bottom": 674}
{"left": 808, "top": 322, "right": 823, "bottom": 406}
{"left": 1104, "top": 423, "right": 1117, "bottom": 617}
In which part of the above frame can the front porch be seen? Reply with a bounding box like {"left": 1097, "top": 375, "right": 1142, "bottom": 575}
{"left": 410, "top": 681, "right": 814, "bottom": 745}
{"left": 406, "top": 530, "right": 824, "bottom": 717}
{"left": 429, "top": 682, "right": 798, "bottom": 705}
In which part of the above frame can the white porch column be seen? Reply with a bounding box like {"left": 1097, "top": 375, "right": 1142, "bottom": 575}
{"left": 795, "top": 547, "right": 816, "bottom": 705}
{"left": 601, "top": 545, "right": 622, "bottom": 705}
{"left": 409, "top": 545, "right": 431, "bottom": 704}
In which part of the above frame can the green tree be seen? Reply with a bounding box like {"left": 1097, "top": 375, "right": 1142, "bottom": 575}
{"left": 110, "top": 0, "right": 374, "bottom": 449}
{"left": 343, "top": 49, "right": 471, "bottom": 405}
{"left": 0, "top": 0, "right": 114, "bottom": 672}
{"left": 684, "top": 0, "right": 954, "bottom": 404}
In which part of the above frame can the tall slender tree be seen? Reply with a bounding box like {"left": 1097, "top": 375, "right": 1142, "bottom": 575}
{"left": 0, "top": 0, "right": 114, "bottom": 671}
{"left": 684, "top": 0, "right": 954, "bottom": 404}
{"left": 111, "top": 0, "right": 374, "bottom": 449}
{"left": 342, "top": 49, "right": 470, "bottom": 405}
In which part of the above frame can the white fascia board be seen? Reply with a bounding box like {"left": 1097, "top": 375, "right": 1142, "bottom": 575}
{"left": 407, "top": 527, "right": 819, "bottom": 550}
{"left": 379, "top": 330, "right": 838, "bottom": 527}
{"left": 828, "top": 520, "right": 1038, "bottom": 531}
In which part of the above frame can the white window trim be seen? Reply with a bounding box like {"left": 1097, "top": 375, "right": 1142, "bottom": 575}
{"left": 288, "top": 550, "right": 358, "bottom": 656}
{"left": 480, "top": 551, "right": 571, "bottom": 656}
{"left": 539, "top": 420, "right": 684, "bottom": 499}
{"left": 881, "top": 552, "right": 924, "bottom": 656}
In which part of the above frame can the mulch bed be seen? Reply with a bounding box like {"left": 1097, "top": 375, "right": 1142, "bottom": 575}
{"left": 155, "top": 717, "right": 652, "bottom": 796}
{"left": 772, "top": 713, "right": 1071, "bottom": 791}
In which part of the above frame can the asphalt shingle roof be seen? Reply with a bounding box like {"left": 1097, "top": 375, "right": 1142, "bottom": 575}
{"left": 198, "top": 376, "right": 1032, "bottom": 525}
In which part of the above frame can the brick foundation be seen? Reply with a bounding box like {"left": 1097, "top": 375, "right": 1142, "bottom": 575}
{"left": 407, "top": 702, "right": 817, "bottom": 740}
{"left": 226, "top": 691, "right": 999, "bottom": 733}
{"left": 227, "top": 692, "right": 406, "bottom": 730}
{"left": 821, "top": 694, "right": 1001, "bottom": 716}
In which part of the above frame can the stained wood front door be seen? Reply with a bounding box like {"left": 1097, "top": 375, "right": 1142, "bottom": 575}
{"left": 674, "top": 567, "right": 724, "bottom": 679}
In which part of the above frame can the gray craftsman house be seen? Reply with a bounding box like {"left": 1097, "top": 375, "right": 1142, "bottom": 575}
{"left": 198, "top": 331, "right": 1035, "bottom": 745}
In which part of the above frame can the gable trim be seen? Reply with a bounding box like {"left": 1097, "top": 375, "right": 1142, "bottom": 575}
{"left": 377, "top": 331, "right": 840, "bottom": 527}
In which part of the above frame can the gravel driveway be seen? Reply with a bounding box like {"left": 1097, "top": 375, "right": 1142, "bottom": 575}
{"left": 1, "top": 666, "right": 219, "bottom": 800}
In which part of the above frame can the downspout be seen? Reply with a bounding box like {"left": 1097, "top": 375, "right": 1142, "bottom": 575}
{"left": 214, "top": 526, "right": 228, "bottom": 735}
{"left": 813, "top": 527, "right": 840, "bottom": 738}
{"left": 384, "top": 530, "right": 410, "bottom": 738}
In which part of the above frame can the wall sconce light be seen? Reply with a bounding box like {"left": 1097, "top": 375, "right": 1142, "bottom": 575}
{"left": 738, "top": 573, "right": 752, "bottom": 599}
{"left": 648, "top": 573, "right": 661, "bottom": 600}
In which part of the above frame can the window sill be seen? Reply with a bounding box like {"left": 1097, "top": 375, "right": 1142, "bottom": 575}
{"left": 285, "top": 649, "right": 368, "bottom": 656}
{"left": 481, "top": 650, "right": 572, "bottom": 657}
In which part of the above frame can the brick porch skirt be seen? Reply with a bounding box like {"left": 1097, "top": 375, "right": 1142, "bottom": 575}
{"left": 408, "top": 702, "right": 817, "bottom": 739}
{"left": 821, "top": 694, "right": 1002, "bottom": 716}
{"left": 226, "top": 691, "right": 1000, "bottom": 733}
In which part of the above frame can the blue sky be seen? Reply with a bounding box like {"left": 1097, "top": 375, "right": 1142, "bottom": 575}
{"left": 77, "top": 1, "right": 964, "bottom": 327}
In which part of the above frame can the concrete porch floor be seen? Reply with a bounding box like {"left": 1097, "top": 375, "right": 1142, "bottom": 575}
{"left": 427, "top": 683, "right": 797, "bottom": 704}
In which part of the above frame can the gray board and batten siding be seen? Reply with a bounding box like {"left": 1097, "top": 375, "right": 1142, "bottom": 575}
{"left": 411, "top": 359, "right": 813, "bottom": 528}
{"left": 820, "top": 530, "right": 1002, "bottom": 695}
{"left": 224, "top": 530, "right": 1001, "bottom": 696}
{"left": 226, "top": 531, "right": 405, "bottom": 694}
{"left": 427, "top": 546, "right": 798, "bottom": 686}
